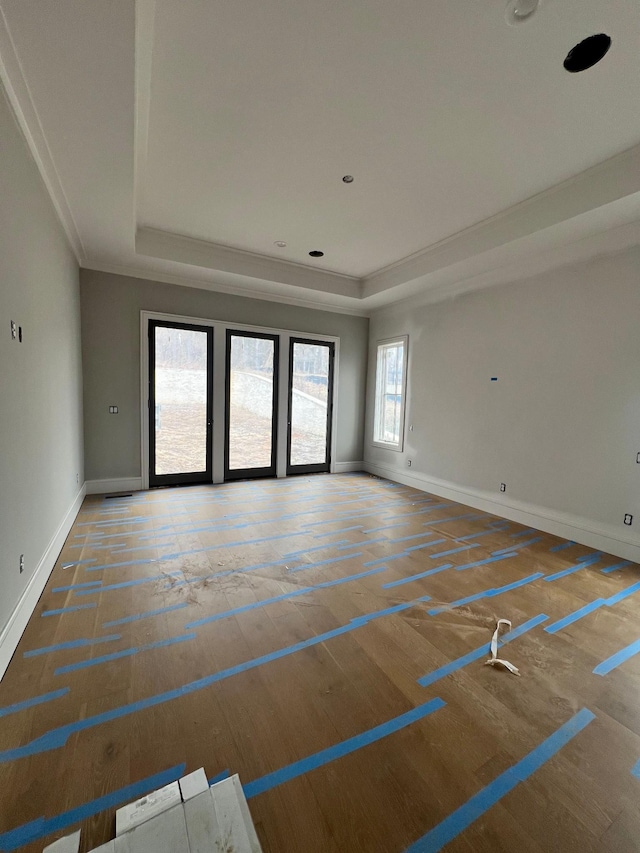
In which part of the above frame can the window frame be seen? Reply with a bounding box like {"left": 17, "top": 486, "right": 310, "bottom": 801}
{"left": 371, "top": 335, "right": 408, "bottom": 452}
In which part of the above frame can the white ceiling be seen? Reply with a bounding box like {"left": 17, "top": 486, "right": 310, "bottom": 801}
{"left": 2, "top": 0, "right": 640, "bottom": 314}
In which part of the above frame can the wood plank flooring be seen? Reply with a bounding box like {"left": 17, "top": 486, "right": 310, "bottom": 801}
{"left": 2, "top": 473, "right": 640, "bottom": 852}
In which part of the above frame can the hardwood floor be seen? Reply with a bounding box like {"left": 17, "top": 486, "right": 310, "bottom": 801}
{"left": 2, "top": 473, "right": 640, "bottom": 852}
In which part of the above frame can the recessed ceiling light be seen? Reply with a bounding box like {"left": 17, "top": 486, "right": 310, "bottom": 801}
{"left": 274, "top": 241, "right": 287, "bottom": 248}
{"left": 342, "top": 175, "right": 354, "bottom": 183}
{"left": 564, "top": 34, "right": 612, "bottom": 73}
{"left": 309, "top": 250, "right": 324, "bottom": 258}
{"left": 505, "top": 0, "right": 539, "bottom": 25}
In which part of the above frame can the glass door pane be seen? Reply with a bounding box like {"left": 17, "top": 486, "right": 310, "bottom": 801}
{"left": 287, "top": 338, "right": 334, "bottom": 474}
{"left": 225, "top": 331, "right": 278, "bottom": 479}
{"left": 149, "top": 321, "right": 213, "bottom": 487}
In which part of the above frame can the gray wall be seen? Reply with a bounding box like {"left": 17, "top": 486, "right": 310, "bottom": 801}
{"left": 366, "top": 248, "right": 640, "bottom": 534}
{"left": 80, "top": 269, "right": 368, "bottom": 479}
{"left": 0, "top": 87, "right": 83, "bottom": 634}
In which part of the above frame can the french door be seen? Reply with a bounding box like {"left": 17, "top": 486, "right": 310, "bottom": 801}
{"left": 287, "top": 338, "right": 334, "bottom": 474}
{"left": 148, "top": 320, "right": 213, "bottom": 487}
{"left": 224, "top": 330, "right": 279, "bottom": 480}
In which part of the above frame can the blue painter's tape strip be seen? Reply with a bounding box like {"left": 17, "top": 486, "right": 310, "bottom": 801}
{"left": 593, "top": 638, "right": 640, "bottom": 676}
{"left": 406, "top": 539, "right": 447, "bottom": 552}
{"left": 60, "top": 559, "right": 97, "bottom": 568}
{"left": 0, "top": 763, "right": 186, "bottom": 852}
{"left": 52, "top": 581, "right": 103, "bottom": 593}
{"left": 603, "top": 580, "right": 640, "bottom": 606}
{"left": 429, "top": 543, "right": 480, "bottom": 559}
{"left": 456, "top": 530, "right": 497, "bottom": 542}
{"left": 418, "top": 647, "right": 488, "bottom": 687}
{"left": 244, "top": 697, "right": 446, "bottom": 799}
{"left": 428, "top": 573, "right": 543, "bottom": 616}
{"left": 103, "top": 602, "right": 189, "bottom": 628}
{"left": 545, "top": 601, "right": 606, "bottom": 634}
{"left": 24, "top": 635, "right": 121, "bottom": 658}
{"left": 313, "top": 525, "right": 364, "bottom": 539}
{"left": 511, "top": 528, "right": 536, "bottom": 538}
{"left": 0, "top": 689, "right": 70, "bottom": 719}
{"left": 208, "top": 769, "right": 231, "bottom": 786}
{"left": 631, "top": 759, "right": 640, "bottom": 779}
{"left": 75, "top": 571, "right": 182, "bottom": 595}
{"left": 550, "top": 541, "right": 575, "bottom": 552}
{"left": 362, "top": 523, "right": 408, "bottom": 534}
{"left": 601, "top": 560, "right": 632, "bottom": 575}
{"left": 336, "top": 538, "right": 386, "bottom": 550}
{"left": 403, "top": 709, "right": 595, "bottom": 852}
{"left": 544, "top": 554, "right": 602, "bottom": 581}
{"left": 0, "top": 594, "right": 431, "bottom": 765}
{"left": 185, "top": 567, "right": 385, "bottom": 629}
{"left": 41, "top": 603, "right": 97, "bottom": 617}
{"left": 53, "top": 633, "right": 197, "bottom": 676}
{"left": 455, "top": 553, "right": 517, "bottom": 572}
{"left": 282, "top": 539, "right": 350, "bottom": 558}
{"left": 287, "top": 552, "right": 363, "bottom": 574}
{"left": 382, "top": 564, "right": 453, "bottom": 589}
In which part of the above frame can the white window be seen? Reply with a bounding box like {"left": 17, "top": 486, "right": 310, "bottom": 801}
{"left": 373, "top": 336, "right": 408, "bottom": 450}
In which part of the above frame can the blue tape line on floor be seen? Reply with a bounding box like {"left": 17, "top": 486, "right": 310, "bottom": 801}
{"left": 185, "top": 567, "right": 385, "bottom": 629}
{"left": 54, "top": 633, "right": 197, "bottom": 676}
{"left": 428, "top": 573, "right": 544, "bottom": 616}
{"left": 24, "top": 634, "right": 121, "bottom": 658}
{"left": 455, "top": 553, "right": 517, "bottom": 572}
{"left": 417, "top": 615, "right": 548, "bottom": 687}
{"left": 75, "top": 571, "right": 182, "bottom": 595}
{"left": 544, "top": 553, "right": 603, "bottom": 581}
{"left": 601, "top": 560, "right": 632, "bottom": 574}
{"left": 549, "top": 541, "right": 575, "bottom": 552}
{"left": 103, "top": 602, "right": 189, "bottom": 628}
{"left": 594, "top": 637, "right": 640, "bottom": 676}
{"left": 282, "top": 539, "right": 351, "bottom": 558}
{"left": 0, "top": 763, "right": 186, "bottom": 852}
{"left": 511, "top": 528, "right": 536, "bottom": 538}
{"left": 313, "top": 525, "right": 364, "bottom": 538}
{"left": 363, "top": 540, "right": 447, "bottom": 568}
{"left": 41, "top": 603, "right": 97, "bottom": 617}
{"left": 429, "top": 543, "right": 480, "bottom": 559}
{"left": 546, "top": 580, "right": 640, "bottom": 634}
{"left": 52, "top": 580, "right": 103, "bottom": 593}
{"left": 288, "top": 552, "right": 363, "bottom": 573}
{"left": 0, "top": 594, "right": 430, "bottom": 764}
{"left": 403, "top": 709, "right": 595, "bottom": 852}
{"left": 244, "top": 697, "right": 446, "bottom": 799}
{"left": 382, "top": 564, "right": 453, "bottom": 589}
{"left": 0, "top": 689, "right": 70, "bottom": 719}
{"left": 361, "top": 523, "right": 408, "bottom": 534}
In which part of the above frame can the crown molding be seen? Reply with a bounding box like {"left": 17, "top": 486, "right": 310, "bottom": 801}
{"left": 0, "top": 5, "right": 85, "bottom": 262}
{"left": 362, "top": 142, "right": 640, "bottom": 298}
{"left": 82, "top": 261, "right": 370, "bottom": 317}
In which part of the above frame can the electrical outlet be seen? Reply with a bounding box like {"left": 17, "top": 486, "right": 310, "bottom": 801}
{"left": 624, "top": 513, "right": 633, "bottom": 526}
{"left": 76, "top": 473, "right": 79, "bottom": 484}
{"left": 637, "top": 452, "right": 640, "bottom": 464}
{"left": 500, "top": 483, "right": 506, "bottom": 492}
{"left": 19, "top": 554, "right": 24, "bottom": 574}
{"left": 407, "top": 459, "right": 412, "bottom": 468}
{"left": 10, "top": 320, "right": 17, "bottom": 340}
{"left": 109, "top": 405, "right": 119, "bottom": 414}
{"left": 409, "top": 424, "right": 414, "bottom": 431}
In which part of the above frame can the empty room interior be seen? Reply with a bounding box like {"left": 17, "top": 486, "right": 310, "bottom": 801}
{"left": 3, "top": 1, "right": 640, "bottom": 851}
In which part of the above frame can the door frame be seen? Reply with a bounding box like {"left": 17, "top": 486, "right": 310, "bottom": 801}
{"left": 140, "top": 311, "right": 340, "bottom": 489}
{"left": 287, "top": 337, "right": 335, "bottom": 475}
{"left": 147, "top": 319, "right": 214, "bottom": 487}
{"left": 224, "top": 328, "right": 280, "bottom": 481}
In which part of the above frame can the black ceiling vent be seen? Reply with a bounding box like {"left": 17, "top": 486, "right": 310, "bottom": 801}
{"left": 564, "top": 34, "right": 611, "bottom": 73}
{"left": 309, "top": 250, "right": 324, "bottom": 257}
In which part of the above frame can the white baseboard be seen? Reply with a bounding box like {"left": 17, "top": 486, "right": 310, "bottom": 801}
{"left": 85, "top": 477, "right": 144, "bottom": 495}
{"left": 0, "top": 484, "right": 86, "bottom": 681}
{"left": 364, "top": 461, "right": 640, "bottom": 564}
{"left": 332, "top": 461, "right": 364, "bottom": 474}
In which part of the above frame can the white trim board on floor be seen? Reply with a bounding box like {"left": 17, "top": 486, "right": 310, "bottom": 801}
{"left": 85, "top": 478, "right": 144, "bottom": 495}
{"left": 0, "top": 484, "right": 86, "bottom": 681}
{"left": 364, "top": 461, "right": 640, "bottom": 564}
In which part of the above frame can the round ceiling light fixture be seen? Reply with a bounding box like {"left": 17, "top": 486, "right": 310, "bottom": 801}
{"left": 309, "top": 250, "right": 324, "bottom": 258}
{"left": 342, "top": 175, "right": 354, "bottom": 183}
{"left": 505, "top": 0, "right": 539, "bottom": 25}
{"left": 274, "top": 241, "right": 287, "bottom": 248}
{"left": 564, "top": 33, "right": 612, "bottom": 73}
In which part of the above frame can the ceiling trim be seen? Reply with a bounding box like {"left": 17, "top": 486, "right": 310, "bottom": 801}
{"left": 83, "top": 261, "right": 370, "bottom": 317}
{"left": 0, "top": 5, "right": 85, "bottom": 262}
{"left": 362, "top": 142, "right": 640, "bottom": 297}
{"left": 136, "top": 226, "right": 362, "bottom": 297}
